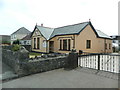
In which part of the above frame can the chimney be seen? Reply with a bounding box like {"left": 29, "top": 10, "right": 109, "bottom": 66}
{"left": 89, "top": 19, "right": 91, "bottom": 22}
{"left": 41, "top": 23, "right": 43, "bottom": 26}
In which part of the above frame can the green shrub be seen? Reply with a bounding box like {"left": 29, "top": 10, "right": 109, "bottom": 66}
{"left": 13, "top": 39, "right": 20, "bottom": 44}
{"left": 12, "top": 44, "right": 21, "bottom": 51}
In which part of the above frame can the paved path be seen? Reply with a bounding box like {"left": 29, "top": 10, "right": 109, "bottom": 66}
{"left": 2, "top": 68, "right": 118, "bottom": 88}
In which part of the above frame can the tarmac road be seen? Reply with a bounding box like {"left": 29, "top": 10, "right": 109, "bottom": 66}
{"left": 2, "top": 68, "right": 118, "bottom": 88}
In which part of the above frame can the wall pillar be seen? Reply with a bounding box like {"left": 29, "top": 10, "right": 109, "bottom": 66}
{"left": 65, "top": 51, "right": 78, "bottom": 70}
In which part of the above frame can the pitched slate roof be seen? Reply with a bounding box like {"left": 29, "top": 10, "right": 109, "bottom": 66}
{"left": 96, "top": 30, "right": 111, "bottom": 39}
{"left": 11, "top": 27, "right": 31, "bottom": 35}
{"left": 50, "top": 22, "right": 89, "bottom": 38}
{"left": 21, "top": 33, "right": 32, "bottom": 40}
{"left": 36, "top": 26, "right": 54, "bottom": 40}
{"left": 34, "top": 22, "right": 111, "bottom": 40}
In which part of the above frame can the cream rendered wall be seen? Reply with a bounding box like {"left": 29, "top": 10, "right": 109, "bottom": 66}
{"left": 31, "top": 29, "right": 47, "bottom": 53}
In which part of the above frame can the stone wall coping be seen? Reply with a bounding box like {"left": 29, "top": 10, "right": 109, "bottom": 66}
{"left": 28, "top": 56, "right": 67, "bottom": 62}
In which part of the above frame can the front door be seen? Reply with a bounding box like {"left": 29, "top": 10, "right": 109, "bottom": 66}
{"left": 49, "top": 41, "right": 54, "bottom": 53}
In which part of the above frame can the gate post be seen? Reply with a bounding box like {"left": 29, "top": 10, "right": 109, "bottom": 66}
{"left": 64, "top": 50, "right": 78, "bottom": 70}
{"left": 98, "top": 54, "right": 100, "bottom": 70}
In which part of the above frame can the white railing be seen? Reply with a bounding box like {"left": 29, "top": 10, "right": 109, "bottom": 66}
{"left": 78, "top": 54, "right": 120, "bottom": 73}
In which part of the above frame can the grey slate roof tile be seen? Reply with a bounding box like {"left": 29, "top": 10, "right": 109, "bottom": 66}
{"left": 96, "top": 30, "right": 111, "bottom": 39}
{"left": 21, "top": 33, "right": 32, "bottom": 40}
{"left": 36, "top": 26, "right": 54, "bottom": 40}
{"left": 50, "top": 22, "right": 89, "bottom": 38}
{"left": 11, "top": 27, "right": 31, "bottom": 35}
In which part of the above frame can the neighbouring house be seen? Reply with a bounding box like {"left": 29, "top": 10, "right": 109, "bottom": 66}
{"left": 110, "top": 35, "right": 120, "bottom": 52}
{"left": 11, "top": 27, "right": 31, "bottom": 44}
{"left": 31, "top": 21, "right": 112, "bottom": 54}
{"left": 20, "top": 33, "right": 32, "bottom": 51}
{"left": 0, "top": 35, "right": 10, "bottom": 46}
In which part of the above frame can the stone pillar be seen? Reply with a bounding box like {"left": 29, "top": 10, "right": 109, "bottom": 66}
{"left": 65, "top": 50, "right": 78, "bottom": 70}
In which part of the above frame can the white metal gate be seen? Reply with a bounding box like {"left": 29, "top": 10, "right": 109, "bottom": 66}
{"left": 78, "top": 54, "right": 120, "bottom": 73}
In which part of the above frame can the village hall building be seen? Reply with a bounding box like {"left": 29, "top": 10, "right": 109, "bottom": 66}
{"left": 31, "top": 21, "right": 112, "bottom": 54}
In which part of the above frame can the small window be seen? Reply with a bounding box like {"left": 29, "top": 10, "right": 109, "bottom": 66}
{"left": 37, "top": 38, "right": 40, "bottom": 49}
{"left": 109, "top": 44, "right": 111, "bottom": 49}
{"left": 105, "top": 43, "right": 107, "bottom": 49}
{"left": 24, "top": 41, "right": 27, "bottom": 45}
{"left": 60, "top": 40, "right": 62, "bottom": 50}
{"left": 68, "top": 39, "right": 71, "bottom": 51}
{"left": 63, "top": 39, "right": 67, "bottom": 50}
{"left": 86, "top": 40, "right": 91, "bottom": 49}
{"left": 34, "top": 38, "right": 36, "bottom": 49}
{"left": 113, "top": 41, "right": 115, "bottom": 43}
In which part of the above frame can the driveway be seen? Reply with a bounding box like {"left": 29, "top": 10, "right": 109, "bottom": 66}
{"left": 2, "top": 67, "right": 118, "bottom": 88}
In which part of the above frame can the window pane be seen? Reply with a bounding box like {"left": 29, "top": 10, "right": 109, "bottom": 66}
{"left": 63, "top": 39, "right": 67, "bottom": 50}
{"left": 86, "top": 40, "right": 91, "bottom": 49}
{"left": 37, "top": 38, "right": 40, "bottom": 49}
{"left": 68, "top": 39, "right": 71, "bottom": 50}
{"left": 60, "top": 40, "right": 62, "bottom": 50}
{"left": 109, "top": 44, "right": 111, "bottom": 49}
{"left": 34, "top": 38, "right": 36, "bottom": 49}
{"left": 105, "top": 43, "right": 107, "bottom": 49}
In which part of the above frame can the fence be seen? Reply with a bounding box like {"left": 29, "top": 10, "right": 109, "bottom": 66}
{"left": 78, "top": 53, "right": 120, "bottom": 73}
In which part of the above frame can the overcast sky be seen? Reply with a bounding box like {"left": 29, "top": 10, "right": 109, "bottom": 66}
{"left": 0, "top": 0, "right": 119, "bottom": 36}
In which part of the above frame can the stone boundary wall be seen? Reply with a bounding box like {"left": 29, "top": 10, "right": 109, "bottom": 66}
{"left": 2, "top": 46, "right": 68, "bottom": 76}
{"left": 2, "top": 48, "right": 29, "bottom": 73}
{"left": 21, "top": 56, "right": 67, "bottom": 75}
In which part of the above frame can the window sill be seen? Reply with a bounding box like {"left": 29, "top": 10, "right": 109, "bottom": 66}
{"left": 59, "top": 49, "right": 71, "bottom": 51}
{"left": 86, "top": 48, "right": 91, "bottom": 49}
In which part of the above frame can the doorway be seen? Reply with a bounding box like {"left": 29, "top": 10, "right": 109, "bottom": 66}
{"left": 49, "top": 41, "right": 54, "bottom": 53}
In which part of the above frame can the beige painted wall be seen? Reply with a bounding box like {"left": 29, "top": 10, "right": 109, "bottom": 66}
{"left": 49, "top": 35, "right": 74, "bottom": 53}
{"left": 75, "top": 25, "right": 112, "bottom": 53}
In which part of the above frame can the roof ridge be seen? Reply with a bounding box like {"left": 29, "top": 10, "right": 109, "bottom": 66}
{"left": 11, "top": 27, "right": 30, "bottom": 35}
{"left": 37, "top": 25, "right": 53, "bottom": 29}
{"left": 55, "top": 21, "right": 89, "bottom": 29}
